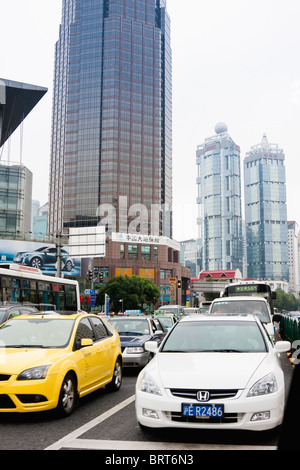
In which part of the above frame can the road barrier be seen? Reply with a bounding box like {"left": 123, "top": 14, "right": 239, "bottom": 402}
{"left": 278, "top": 312, "right": 300, "bottom": 344}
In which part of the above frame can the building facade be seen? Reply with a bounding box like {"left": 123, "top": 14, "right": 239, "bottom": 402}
{"left": 196, "top": 123, "right": 243, "bottom": 272}
{"left": 0, "top": 163, "right": 32, "bottom": 237}
{"left": 244, "top": 134, "right": 289, "bottom": 281}
{"left": 48, "top": 0, "right": 172, "bottom": 238}
{"left": 94, "top": 233, "right": 190, "bottom": 306}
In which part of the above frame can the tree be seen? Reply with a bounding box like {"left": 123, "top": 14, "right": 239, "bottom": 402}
{"left": 274, "top": 289, "right": 300, "bottom": 312}
{"left": 98, "top": 275, "right": 160, "bottom": 312}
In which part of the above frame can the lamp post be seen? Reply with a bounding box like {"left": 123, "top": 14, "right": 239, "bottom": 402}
{"left": 119, "top": 299, "right": 123, "bottom": 314}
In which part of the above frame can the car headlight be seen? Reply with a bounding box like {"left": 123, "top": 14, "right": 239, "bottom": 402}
{"left": 138, "top": 371, "right": 162, "bottom": 396}
{"left": 126, "top": 347, "right": 144, "bottom": 354}
{"left": 17, "top": 365, "right": 50, "bottom": 381}
{"left": 247, "top": 373, "right": 278, "bottom": 397}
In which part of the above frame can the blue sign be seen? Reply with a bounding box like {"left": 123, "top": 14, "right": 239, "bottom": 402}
{"left": 84, "top": 289, "right": 99, "bottom": 295}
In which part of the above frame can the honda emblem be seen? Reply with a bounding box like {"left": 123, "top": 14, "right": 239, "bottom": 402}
{"left": 197, "top": 390, "right": 210, "bottom": 402}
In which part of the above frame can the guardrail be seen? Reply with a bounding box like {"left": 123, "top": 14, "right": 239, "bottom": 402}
{"left": 278, "top": 311, "right": 300, "bottom": 344}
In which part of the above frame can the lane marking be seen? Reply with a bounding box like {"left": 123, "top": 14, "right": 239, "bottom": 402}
{"left": 57, "top": 438, "right": 276, "bottom": 451}
{"left": 45, "top": 393, "right": 276, "bottom": 451}
{"left": 45, "top": 394, "right": 135, "bottom": 450}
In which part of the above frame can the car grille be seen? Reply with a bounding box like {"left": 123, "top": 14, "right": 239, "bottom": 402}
{"left": 0, "top": 374, "right": 11, "bottom": 381}
{"left": 0, "top": 395, "right": 16, "bottom": 408}
{"left": 170, "top": 388, "right": 238, "bottom": 400}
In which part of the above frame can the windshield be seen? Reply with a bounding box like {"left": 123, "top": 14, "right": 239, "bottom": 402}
{"left": 159, "top": 307, "right": 178, "bottom": 315}
{"left": 210, "top": 300, "right": 270, "bottom": 323}
{"left": 0, "top": 310, "right": 7, "bottom": 324}
{"left": 183, "top": 308, "right": 199, "bottom": 315}
{"left": 0, "top": 318, "right": 75, "bottom": 348}
{"left": 109, "top": 318, "right": 150, "bottom": 335}
{"left": 161, "top": 320, "right": 267, "bottom": 353}
{"left": 155, "top": 316, "right": 173, "bottom": 328}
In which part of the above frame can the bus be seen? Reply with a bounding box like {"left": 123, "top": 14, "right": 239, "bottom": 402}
{"left": 0, "top": 264, "right": 80, "bottom": 312}
{"left": 221, "top": 281, "right": 276, "bottom": 314}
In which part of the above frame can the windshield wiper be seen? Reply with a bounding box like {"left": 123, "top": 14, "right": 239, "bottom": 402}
{"left": 118, "top": 331, "right": 144, "bottom": 336}
{"left": 208, "top": 349, "right": 243, "bottom": 353}
{"left": 6, "top": 344, "right": 47, "bottom": 348}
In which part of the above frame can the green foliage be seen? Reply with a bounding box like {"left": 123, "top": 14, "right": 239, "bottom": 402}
{"left": 203, "top": 292, "right": 220, "bottom": 302}
{"left": 97, "top": 275, "right": 160, "bottom": 311}
{"left": 274, "top": 289, "right": 300, "bottom": 312}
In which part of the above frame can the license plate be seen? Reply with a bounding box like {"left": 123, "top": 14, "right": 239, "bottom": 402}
{"left": 182, "top": 403, "right": 224, "bottom": 418}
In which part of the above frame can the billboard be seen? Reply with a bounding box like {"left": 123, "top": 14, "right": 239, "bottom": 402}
{"left": 68, "top": 226, "right": 105, "bottom": 257}
{"left": 0, "top": 239, "right": 84, "bottom": 277}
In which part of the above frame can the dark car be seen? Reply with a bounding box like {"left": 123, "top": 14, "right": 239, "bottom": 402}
{"left": 109, "top": 315, "right": 167, "bottom": 368}
{"left": 13, "top": 246, "right": 74, "bottom": 272}
{"left": 0, "top": 305, "right": 39, "bottom": 325}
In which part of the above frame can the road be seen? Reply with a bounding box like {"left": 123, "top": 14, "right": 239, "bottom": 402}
{"left": 0, "top": 353, "right": 294, "bottom": 452}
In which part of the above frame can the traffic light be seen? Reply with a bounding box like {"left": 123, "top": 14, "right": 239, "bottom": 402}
{"left": 87, "top": 269, "right": 93, "bottom": 280}
{"left": 99, "top": 271, "right": 104, "bottom": 283}
{"left": 177, "top": 280, "right": 182, "bottom": 288}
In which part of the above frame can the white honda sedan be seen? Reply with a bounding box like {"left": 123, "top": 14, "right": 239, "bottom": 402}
{"left": 135, "top": 314, "right": 290, "bottom": 431}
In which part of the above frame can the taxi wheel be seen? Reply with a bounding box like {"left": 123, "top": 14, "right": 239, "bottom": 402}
{"left": 57, "top": 373, "right": 77, "bottom": 417}
{"left": 106, "top": 358, "right": 122, "bottom": 392}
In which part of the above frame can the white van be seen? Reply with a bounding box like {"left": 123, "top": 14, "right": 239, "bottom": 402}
{"left": 209, "top": 296, "right": 275, "bottom": 340}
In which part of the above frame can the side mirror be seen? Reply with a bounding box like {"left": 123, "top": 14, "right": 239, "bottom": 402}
{"left": 145, "top": 341, "right": 159, "bottom": 354}
{"left": 153, "top": 330, "right": 164, "bottom": 336}
{"left": 81, "top": 338, "right": 93, "bottom": 347}
{"left": 275, "top": 341, "right": 291, "bottom": 353}
{"left": 75, "top": 337, "right": 93, "bottom": 349}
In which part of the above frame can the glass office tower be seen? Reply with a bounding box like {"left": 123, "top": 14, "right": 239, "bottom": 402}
{"left": 48, "top": 0, "right": 172, "bottom": 237}
{"left": 196, "top": 123, "right": 243, "bottom": 272}
{"left": 244, "top": 134, "right": 289, "bottom": 281}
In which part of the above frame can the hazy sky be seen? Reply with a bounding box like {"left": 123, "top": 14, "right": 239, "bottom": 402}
{"left": 1, "top": 0, "right": 299, "bottom": 241}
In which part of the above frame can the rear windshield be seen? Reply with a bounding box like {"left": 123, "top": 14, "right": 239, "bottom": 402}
{"left": 210, "top": 300, "right": 270, "bottom": 323}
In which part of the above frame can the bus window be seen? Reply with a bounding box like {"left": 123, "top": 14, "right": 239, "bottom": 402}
{"left": 65, "top": 285, "right": 77, "bottom": 311}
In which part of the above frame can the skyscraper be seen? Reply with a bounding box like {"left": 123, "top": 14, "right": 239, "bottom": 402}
{"left": 48, "top": 0, "right": 172, "bottom": 238}
{"left": 196, "top": 123, "right": 243, "bottom": 272}
{"left": 244, "top": 134, "right": 289, "bottom": 281}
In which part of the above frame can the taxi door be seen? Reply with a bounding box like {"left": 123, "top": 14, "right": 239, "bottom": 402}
{"left": 89, "top": 316, "right": 115, "bottom": 382}
{"left": 74, "top": 317, "right": 103, "bottom": 394}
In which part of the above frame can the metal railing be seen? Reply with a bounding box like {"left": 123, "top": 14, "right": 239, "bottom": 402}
{"left": 278, "top": 311, "right": 300, "bottom": 344}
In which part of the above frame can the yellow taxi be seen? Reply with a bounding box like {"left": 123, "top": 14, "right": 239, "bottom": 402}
{"left": 0, "top": 312, "right": 122, "bottom": 416}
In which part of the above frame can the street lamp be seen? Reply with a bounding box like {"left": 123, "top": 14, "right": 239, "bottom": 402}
{"left": 119, "top": 299, "right": 123, "bottom": 314}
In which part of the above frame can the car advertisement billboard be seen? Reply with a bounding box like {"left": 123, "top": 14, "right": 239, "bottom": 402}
{"left": 0, "top": 239, "right": 83, "bottom": 277}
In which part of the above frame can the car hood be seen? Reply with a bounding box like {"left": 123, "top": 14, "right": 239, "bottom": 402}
{"left": 120, "top": 334, "right": 152, "bottom": 347}
{"left": 0, "top": 348, "right": 68, "bottom": 375}
{"left": 154, "top": 352, "right": 268, "bottom": 389}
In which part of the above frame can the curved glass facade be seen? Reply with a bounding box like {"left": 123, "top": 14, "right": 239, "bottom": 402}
{"left": 196, "top": 127, "right": 243, "bottom": 272}
{"left": 49, "top": 0, "right": 172, "bottom": 237}
{"left": 244, "top": 135, "right": 289, "bottom": 281}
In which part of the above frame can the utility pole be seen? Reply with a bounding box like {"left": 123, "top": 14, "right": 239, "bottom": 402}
{"left": 56, "top": 232, "right": 62, "bottom": 278}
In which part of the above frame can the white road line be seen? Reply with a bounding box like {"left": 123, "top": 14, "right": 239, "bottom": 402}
{"left": 55, "top": 438, "right": 277, "bottom": 451}
{"left": 44, "top": 393, "right": 276, "bottom": 451}
{"left": 45, "top": 394, "right": 136, "bottom": 450}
